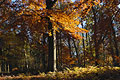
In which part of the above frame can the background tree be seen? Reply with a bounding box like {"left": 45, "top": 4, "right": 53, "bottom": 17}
{"left": 0, "top": 0, "right": 119, "bottom": 74}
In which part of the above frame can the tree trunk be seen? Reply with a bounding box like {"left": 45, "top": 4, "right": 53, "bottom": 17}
{"left": 72, "top": 39, "right": 80, "bottom": 66}
{"left": 42, "top": 34, "right": 46, "bottom": 72}
{"left": 88, "top": 32, "right": 93, "bottom": 58}
{"left": 110, "top": 18, "right": 119, "bottom": 66}
{"left": 53, "top": 30, "right": 57, "bottom": 71}
{"left": 68, "top": 37, "right": 72, "bottom": 57}
{"left": 7, "top": 64, "right": 10, "bottom": 73}
{"left": 0, "top": 64, "right": 1, "bottom": 73}
{"left": 92, "top": 7, "right": 99, "bottom": 66}
{"left": 46, "top": 0, "right": 57, "bottom": 72}
{"left": 110, "top": 38, "right": 116, "bottom": 66}
{"left": 81, "top": 23, "right": 86, "bottom": 67}
{"left": 47, "top": 17, "right": 56, "bottom": 72}
{"left": 60, "top": 31, "right": 63, "bottom": 68}
{"left": 56, "top": 32, "right": 60, "bottom": 69}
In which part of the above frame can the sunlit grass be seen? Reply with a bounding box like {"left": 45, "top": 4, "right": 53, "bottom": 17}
{"left": 0, "top": 66, "right": 120, "bottom": 80}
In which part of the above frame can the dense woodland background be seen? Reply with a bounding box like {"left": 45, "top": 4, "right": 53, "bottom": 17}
{"left": 0, "top": 0, "right": 120, "bottom": 75}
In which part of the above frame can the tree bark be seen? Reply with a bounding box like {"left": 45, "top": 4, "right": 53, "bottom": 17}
{"left": 92, "top": 7, "right": 99, "bottom": 66}
{"left": 110, "top": 18, "right": 119, "bottom": 66}
{"left": 110, "top": 38, "right": 116, "bottom": 66}
{"left": 60, "top": 31, "right": 63, "bottom": 68}
{"left": 42, "top": 34, "right": 46, "bottom": 72}
{"left": 47, "top": 17, "right": 56, "bottom": 72}
{"left": 72, "top": 39, "right": 80, "bottom": 66}
{"left": 0, "top": 64, "right": 1, "bottom": 73}
{"left": 46, "top": 0, "right": 57, "bottom": 72}
{"left": 68, "top": 37, "right": 72, "bottom": 57}
{"left": 81, "top": 23, "right": 86, "bottom": 67}
{"left": 56, "top": 32, "right": 59, "bottom": 69}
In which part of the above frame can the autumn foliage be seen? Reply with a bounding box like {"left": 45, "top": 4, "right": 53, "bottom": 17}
{"left": 0, "top": 0, "right": 120, "bottom": 77}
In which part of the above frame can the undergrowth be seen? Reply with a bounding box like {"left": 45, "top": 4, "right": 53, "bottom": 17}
{"left": 0, "top": 66, "right": 120, "bottom": 80}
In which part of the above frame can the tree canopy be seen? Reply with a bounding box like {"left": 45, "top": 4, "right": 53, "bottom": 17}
{"left": 0, "top": 0, "right": 120, "bottom": 74}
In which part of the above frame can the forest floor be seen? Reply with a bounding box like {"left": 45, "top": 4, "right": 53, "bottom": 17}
{"left": 0, "top": 66, "right": 120, "bottom": 80}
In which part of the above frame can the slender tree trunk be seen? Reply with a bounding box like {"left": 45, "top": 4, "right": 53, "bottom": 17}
{"left": 86, "top": 33, "right": 88, "bottom": 46}
{"left": 88, "top": 32, "right": 93, "bottom": 57}
{"left": 110, "top": 18, "right": 119, "bottom": 66}
{"left": 0, "top": 48, "right": 2, "bottom": 55}
{"left": 60, "top": 31, "right": 62, "bottom": 68}
{"left": 81, "top": 23, "right": 86, "bottom": 67}
{"left": 5, "top": 63, "right": 6, "bottom": 72}
{"left": 42, "top": 34, "right": 46, "bottom": 72}
{"left": 56, "top": 32, "right": 60, "bottom": 69}
{"left": 82, "top": 33, "right": 86, "bottom": 67}
{"left": 72, "top": 39, "right": 80, "bottom": 66}
{"left": 7, "top": 64, "right": 10, "bottom": 73}
{"left": 68, "top": 37, "right": 72, "bottom": 57}
{"left": 110, "top": 38, "right": 116, "bottom": 66}
{"left": 0, "top": 64, "right": 1, "bottom": 73}
{"left": 92, "top": 7, "right": 99, "bottom": 66}
{"left": 53, "top": 29, "right": 57, "bottom": 71}
{"left": 111, "top": 21, "right": 119, "bottom": 57}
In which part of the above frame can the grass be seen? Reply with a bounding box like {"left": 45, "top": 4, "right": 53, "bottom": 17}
{"left": 0, "top": 66, "right": 120, "bottom": 80}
